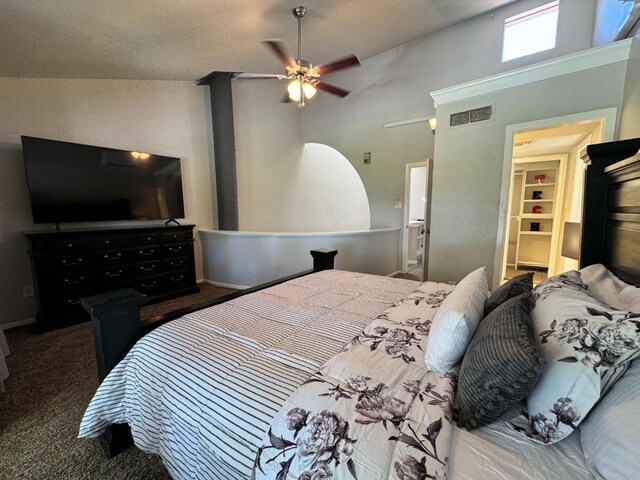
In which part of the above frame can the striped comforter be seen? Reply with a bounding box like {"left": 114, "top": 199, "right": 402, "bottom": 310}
{"left": 79, "top": 270, "right": 428, "bottom": 479}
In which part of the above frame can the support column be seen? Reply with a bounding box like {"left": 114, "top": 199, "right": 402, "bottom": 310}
{"left": 199, "top": 71, "right": 239, "bottom": 231}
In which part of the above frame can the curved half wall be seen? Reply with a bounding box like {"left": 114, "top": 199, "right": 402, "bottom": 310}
{"left": 199, "top": 227, "right": 400, "bottom": 289}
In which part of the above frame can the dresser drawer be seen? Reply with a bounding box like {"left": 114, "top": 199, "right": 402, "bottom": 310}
{"left": 96, "top": 265, "right": 132, "bottom": 283}
{"left": 138, "top": 233, "right": 161, "bottom": 245}
{"left": 165, "top": 272, "right": 190, "bottom": 289}
{"left": 164, "top": 257, "right": 187, "bottom": 271}
{"left": 133, "top": 260, "right": 163, "bottom": 277}
{"left": 161, "top": 230, "right": 187, "bottom": 243}
{"left": 52, "top": 253, "right": 95, "bottom": 271}
{"left": 96, "top": 249, "right": 132, "bottom": 266}
{"left": 47, "top": 237, "right": 93, "bottom": 253}
{"left": 163, "top": 244, "right": 187, "bottom": 257}
{"left": 53, "top": 271, "right": 96, "bottom": 291}
{"left": 131, "top": 246, "right": 161, "bottom": 262}
{"left": 94, "top": 235, "right": 139, "bottom": 249}
{"left": 132, "top": 276, "right": 166, "bottom": 295}
{"left": 40, "top": 287, "right": 98, "bottom": 314}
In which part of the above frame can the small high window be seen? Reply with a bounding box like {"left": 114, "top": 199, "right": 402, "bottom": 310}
{"left": 502, "top": 1, "right": 559, "bottom": 62}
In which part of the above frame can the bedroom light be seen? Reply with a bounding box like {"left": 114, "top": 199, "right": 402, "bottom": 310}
{"left": 428, "top": 117, "right": 437, "bottom": 134}
{"left": 287, "top": 79, "right": 316, "bottom": 102}
{"left": 131, "top": 151, "right": 150, "bottom": 160}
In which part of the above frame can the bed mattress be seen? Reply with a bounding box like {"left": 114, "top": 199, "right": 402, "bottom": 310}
{"left": 79, "top": 270, "right": 421, "bottom": 479}
{"left": 80, "top": 269, "right": 602, "bottom": 480}
{"left": 449, "top": 405, "right": 601, "bottom": 480}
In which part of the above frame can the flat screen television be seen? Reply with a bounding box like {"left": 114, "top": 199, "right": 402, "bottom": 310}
{"left": 21, "top": 136, "right": 185, "bottom": 224}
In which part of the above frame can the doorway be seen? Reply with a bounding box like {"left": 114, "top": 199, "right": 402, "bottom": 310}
{"left": 498, "top": 111, "right": 615, "bottom": 286}
{"left": 402, "top": 161, "right": 432, "bottom": 281}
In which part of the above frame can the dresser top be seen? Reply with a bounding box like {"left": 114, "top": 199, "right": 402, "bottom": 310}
{"left": 24, "top": 224, "right": 196, "bottom": 237}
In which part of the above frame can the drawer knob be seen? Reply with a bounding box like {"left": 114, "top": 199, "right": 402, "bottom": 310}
{"left": 139, "top": 249, "right": 155, "bottom": 255}
{"left": 169, "top": 246, "right": 182, "bottom": 252}
{"left": 171, "top": 275, "right": 184, "bottom": 282}
{"left": 105, "top": 240, "right": 110, "bottom": 245}
{"left": 140, "top": 265, "right": 156, "bottom": 272}
{"left": 67, "top": 243, "right": 73, "bottom": 247}
{"left": 141, "top": 281, "right": 157, "bottom": 288}
{"left": 104, "top": 253, "right": 122, "bottom": 260}
{"left": 106, "top": 270, "right": 123, "bottom": 277}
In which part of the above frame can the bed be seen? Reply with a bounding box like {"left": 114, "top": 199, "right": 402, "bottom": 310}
{"left": 79, "top": 137, "right": 640, "bottom": 480}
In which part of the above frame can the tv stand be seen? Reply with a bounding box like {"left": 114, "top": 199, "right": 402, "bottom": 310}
{"left": 165, "top": 218, "right": 181, "bottom": 227}
{"left": 25, "top": 224, "right": 198, "bottom": 332}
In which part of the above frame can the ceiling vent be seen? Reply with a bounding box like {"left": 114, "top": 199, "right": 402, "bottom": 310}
{"left": 449, "top": 105, "right": 493, "bottom": 127}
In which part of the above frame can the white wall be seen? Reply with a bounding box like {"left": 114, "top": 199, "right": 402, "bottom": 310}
{"left": 301, "top": 0, "right": 597, "bottom": 231}
{"left": 199, "top": 227, "right": 401, "bottom": 288}
{"left": 431, "top": 62, "right": 627, "bottom": 288}
{"left": 233, "top": 77, "right": 370, "bottom": 232}
{"left": 620, "top": 52, "right": 640, "bottom": 139}
{"left": 0, "top": 78, "right": 213, "bottom": 327}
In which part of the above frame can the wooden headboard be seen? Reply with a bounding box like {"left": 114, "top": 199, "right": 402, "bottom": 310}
{"left": 581, "top": 137, "right": 640, "bottom": 286}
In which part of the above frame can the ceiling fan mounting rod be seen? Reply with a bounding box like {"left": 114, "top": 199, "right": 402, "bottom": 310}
{"left": 293, "top": 6, "right": 306, "bottom": 62}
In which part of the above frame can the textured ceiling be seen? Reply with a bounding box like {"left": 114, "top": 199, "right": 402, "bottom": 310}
{"left": 0, "top": 0, "right": 519, "bottom": 81}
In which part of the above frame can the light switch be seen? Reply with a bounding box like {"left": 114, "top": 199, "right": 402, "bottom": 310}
{"left": 395, "top": 198, "right": 402, "bottom": 209}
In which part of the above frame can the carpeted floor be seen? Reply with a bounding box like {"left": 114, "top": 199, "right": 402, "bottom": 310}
{"left": 393, "top": 261, "right": 423, "bottom": 282}
{"left": 0, "top": 283, "right": 236, "bottom": 480}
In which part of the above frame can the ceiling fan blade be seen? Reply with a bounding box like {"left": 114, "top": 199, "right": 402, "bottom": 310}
{"left": 315, "top": 54, "right": 360, "bottom": 76}
{"left": 262, "top": 40, "right": 297, "bottom": 68}
{"left": 234, "top": 73, "right": 284, "bottom": 80}
{"left": 315, "top": 81, "right": 350, "bottom": 98}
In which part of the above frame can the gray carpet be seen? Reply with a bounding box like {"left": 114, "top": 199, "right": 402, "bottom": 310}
{"left": 0, "top": 283, "right": 236, "bottom": 480}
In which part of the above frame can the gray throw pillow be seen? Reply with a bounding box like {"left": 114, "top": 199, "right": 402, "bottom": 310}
{"left": 484, "top": 272, "right": 534, "bottom": 316}
{"left": 454, "top": 293, "right": 543, "bottom": 430}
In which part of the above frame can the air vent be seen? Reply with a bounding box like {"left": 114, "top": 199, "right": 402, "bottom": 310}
{"left": 449, "top": 105, "right": 493, "bottom": 127}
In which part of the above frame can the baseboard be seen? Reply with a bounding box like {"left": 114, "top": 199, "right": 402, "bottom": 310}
{"left": 202, "top": 279, "right": 250, "bottom": 290}
{"left": 387, "top": 271, "right": 402, "bottom": 277}
{"left": 3, "top": 317, "right": 36, "bottom": 330}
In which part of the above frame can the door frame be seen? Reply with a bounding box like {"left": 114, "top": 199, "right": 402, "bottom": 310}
{"left": 492, "top": 107, "right": 618, "bottom": 288}
{"left": 502, "top": 154, "right": 568, "bottom": 282}
{"left": 402, "top": 160, "right": 432, "bottom": 280}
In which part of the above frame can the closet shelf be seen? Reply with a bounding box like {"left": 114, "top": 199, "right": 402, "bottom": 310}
{"left": 518, "top": 260, "right": 549, "bottom": 268}
{"left": 521, "top": 214, "right": 553, "bottom": 219}
{"left": 519, "top": 231, "right": 552, "bottom": 236}
{"left": 525, "top": 182, "right": 556, "bottom": 187}
{"left": 523, "top": 199, "right": 553, "bottom": 202}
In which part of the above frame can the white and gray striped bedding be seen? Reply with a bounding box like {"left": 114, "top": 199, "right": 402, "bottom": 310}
{"left": 78, "top": 270, "right": 423, "bottom": 479}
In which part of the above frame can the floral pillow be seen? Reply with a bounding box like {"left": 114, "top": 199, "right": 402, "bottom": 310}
{"left": 510, "top": 270, "right": 640, "bottom": 444}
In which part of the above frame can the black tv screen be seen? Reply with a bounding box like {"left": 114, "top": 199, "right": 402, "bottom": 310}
{"left": 21, "top": 136, "right": 185, "bottom": 224}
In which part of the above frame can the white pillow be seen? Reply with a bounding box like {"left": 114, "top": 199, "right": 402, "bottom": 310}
{"left": 580, "top": 359, "right": 640, "bottom": 480}
{"left": 424, "top": 267, "right": 488, "bottom": 372}
{"left": 509, "top": 271, "right": 640, "bottom": 445}
{"left": 580, "top": 263, "right": 640, "bottom": 311}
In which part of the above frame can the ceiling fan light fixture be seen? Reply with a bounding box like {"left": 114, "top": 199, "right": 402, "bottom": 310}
{"left": 302, "top": 82, "right": 316, "bottom": 99}
{"left": 287, "top": 80, "right": 316, "bottom": 101}
{"left": 288, "top": 79, "right": 302, "bottom": 101}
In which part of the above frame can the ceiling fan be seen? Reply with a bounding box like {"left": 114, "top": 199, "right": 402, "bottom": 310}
{"left": 237, "top": 6, "right": 361, "bottom": 107}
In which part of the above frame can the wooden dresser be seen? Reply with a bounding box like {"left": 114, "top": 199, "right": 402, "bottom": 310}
{"left": 25, "top": 225, "right": 198, "bottom": 332}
